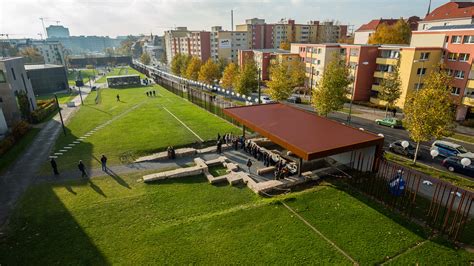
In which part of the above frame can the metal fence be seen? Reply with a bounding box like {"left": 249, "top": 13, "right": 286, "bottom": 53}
{"left": 347, "top": 158, "right": 473, "bottom": 242}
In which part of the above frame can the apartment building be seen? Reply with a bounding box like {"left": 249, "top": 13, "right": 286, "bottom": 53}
{"left": 236, "top": 18, "right": 348, "bottom": 50}
{"left": 291, "top": 43, "right": 379, "bottom": 101}
{"left": 31, "top": 40, "right": 66, "bottom": 65}
{"left": 164, "top": 27, "right": 211, "bottom": 63}
{"left": 418, "top": 1, "right": 474, "bottom": 31}
{"left": 237, "top": 49, "right": 299, "bottom": 80}
{"left": 210, "top": 26, "right": 249, "bottom": 62}
{"left": 0, "top": 57, "right": 37, "bottom": 127}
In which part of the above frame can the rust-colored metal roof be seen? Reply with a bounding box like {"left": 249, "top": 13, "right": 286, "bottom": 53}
{"left": 224, "top": 103, "right": 384, "bottom": 161}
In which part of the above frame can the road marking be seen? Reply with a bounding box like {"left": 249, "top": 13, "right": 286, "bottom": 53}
{"left": 282, "top": 202, "right": 359, "bottom": 265}
{"left": 162, "top": 106, "right": 204, "bottom": 142}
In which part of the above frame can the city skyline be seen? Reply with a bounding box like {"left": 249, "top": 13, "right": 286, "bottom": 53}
{"left": 1, "top": 0, "right": 444, "bottom": 38}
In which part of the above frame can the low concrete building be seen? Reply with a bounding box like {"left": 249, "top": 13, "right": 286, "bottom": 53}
{"left": 107, "top": 74, "right": 140, "bottom": 87}
{"left": 0, "top": 57, "right": 37, "bottom": 127}
{"left": 25, "top": 64, "right": 69, "bottom": 95}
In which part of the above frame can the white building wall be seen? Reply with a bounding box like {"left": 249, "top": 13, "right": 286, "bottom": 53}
{"left": 0, "top": 108, "right": 8, "bottom": 135}
{"left": 354, "top": 31, "right": 373, "bottom": 44}
{"left": 418, "top": 17, "right": 473, "bottom": 31}
{"left": 329, "top": 145, "right": 377, "bottom": 172}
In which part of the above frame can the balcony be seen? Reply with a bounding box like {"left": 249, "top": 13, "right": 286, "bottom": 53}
{"left": 371, "top": 84, "right": 381, "bottom": 91}
{"left": 462, "top": 96, "right": 474, "bottom": 107}
{"left": 376, "top": 57, "right": 398, "bottom": 65}
{"left": 467, "top": 79, "right": 474, "bottom": 89}
{"left": 374, "top": 71, "right": 390, "bottom": 79}
{"left": 349, "top": 56, "right": 358, "bottom": 63}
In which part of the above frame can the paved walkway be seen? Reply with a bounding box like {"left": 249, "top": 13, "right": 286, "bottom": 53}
{"left": 0, "top": 86, "right": 92, "bottom": 228}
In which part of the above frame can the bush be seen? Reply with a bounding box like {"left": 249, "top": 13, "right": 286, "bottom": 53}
{"left": 31, "top": 100, "right": 57, "bottom": 124}
{"left": 460, "top": 119, "right": 474, "bottom": 128}
{"left": 0, "top": 121, "right": 31, "bottom": 156}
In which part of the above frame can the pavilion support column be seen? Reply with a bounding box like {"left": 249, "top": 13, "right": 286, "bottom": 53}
{"left": 298, "top": 157, "right": 303, "bottom": 177}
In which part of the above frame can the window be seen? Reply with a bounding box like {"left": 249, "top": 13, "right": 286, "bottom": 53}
{"left": 454, "top": 70, "right": 465, "bottom": 79}
{"left": 451, "top": 87, "right": 461, "bottom": 95}
{"left": 447, "top": 52, "right": 457, "bottom": 61}
{"left": 0, "top": 70, "right": 5, "bottom": 83}
{"left": 11, "top": 68, "right": 16, "bottom": 80}
{"left": 420, "top": 52, "right": 430, "bottom": 60}
{"left": 463, "top": 35, "right": 474, "bottom": 44}
{"left": 451, "top": 35, "right": 462, "bottom": 44}
{"left": 317, "top": 48, "right": 322, "bottom": 54}
{"left": 417, "top": 68, "right": 427, "bottom": 75}
{"left": 317, "top": 60, "right": 321, "bottom": 65}
{"left": 459, "top": 53, "right": 470, "bottom": 62}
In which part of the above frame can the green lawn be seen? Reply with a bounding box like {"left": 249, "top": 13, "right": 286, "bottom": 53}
{"left": 450, "top": 133, "right": 474, "bottom": 143}
{"left": 0, "top": 128, "right": 41, "bottom": 174}
{"left": 96, "top": 66, "right": 145, "bottom": 83}
{"left": 67, "top": 69, "right": 97, "bottom": 85}
{"left": 45, "top": 84, "right": 239, "bottom": 171}
{"left": 1, "top": 174, "right": 471, "bottom": 264}
{"left": 36, "top": 92, "right": 78, "bottom": 104}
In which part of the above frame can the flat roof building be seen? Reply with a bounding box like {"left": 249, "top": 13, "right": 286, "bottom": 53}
{"left": 25, "top": 64, "right": 69, "bottom": 95}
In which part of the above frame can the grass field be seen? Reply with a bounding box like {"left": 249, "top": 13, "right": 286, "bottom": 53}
{"left": 36, "top": 92, "right": 78, "bottom": 104}
{"left": 96, "top": 66, "right": 146, "bottom": 83}
{"left": 45, "top": 84, "right": 239, "bottom": 172}
{"left": 0, "top": 174, "right": 471, "bottom": 264}
{"left": 67, "top": 69, "right": 97, "bottom": 85}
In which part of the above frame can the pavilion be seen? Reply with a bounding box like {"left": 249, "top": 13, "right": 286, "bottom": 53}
{"left": 223, "top": 103, "right": 384, "bottom": 175}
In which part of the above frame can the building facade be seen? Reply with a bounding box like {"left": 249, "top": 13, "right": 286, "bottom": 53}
{"left": 164, "top": 27, "right": 211, "bottom": 63}
{"left": 31, "top": 40, "right": 66, "bottom": 65}
{"left": 238, "top": 49, "right": 299, "bottom": 80}
{"left": 418, "top": 1, "right": 474, "bottom": 31}
{"left": 354, "top": 17, "right": 420, "bottom": 44}
{"left": 46, "top": 25, "right": 70, "bottom": 38}
{"left": 25, "top": 64, "right": 69, "bottom": 95}
{"left": 0, "top": 57, "right": 37, "bottom": 127}
{"left": 211, "top": 26, "right": 249, "bottom": 62}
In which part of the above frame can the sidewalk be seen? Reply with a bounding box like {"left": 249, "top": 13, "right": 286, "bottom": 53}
{"left": 0, "top": 84, "right": 93, "bottom": 229}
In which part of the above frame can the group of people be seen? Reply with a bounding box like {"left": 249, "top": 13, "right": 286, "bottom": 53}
{"left": 167, "top": 146, "right": 176, "bottom": 159}
{"left": 50, "top": 154, "right": 108, "bottom": 178}
{"left": 146, "top": 90, "right": 157, "bottom": 97}
{"left": 216, "top": 133, "right": 246, "bottom": 154}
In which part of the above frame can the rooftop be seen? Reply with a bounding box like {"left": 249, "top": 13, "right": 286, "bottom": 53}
{"left": 424, "top": 1, "right": 474, "bottom": 22}
{"left": 24, "top": 64, "right": 64, "bottom": 70}
{"left": 223, "top": 103, "right": 383, "bottom": 161}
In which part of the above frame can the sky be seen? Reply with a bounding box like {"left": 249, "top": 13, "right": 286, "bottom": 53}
{"left": 0, "top": 0, "right": 447, "bottom": 39}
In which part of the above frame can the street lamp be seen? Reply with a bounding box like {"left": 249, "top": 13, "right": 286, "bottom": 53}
{"left": 347, "top": 61, "right": 369, "bottom": 123}
{"left": 413, "top": 59, "right": 427, "bottom": 91}
{"left": 257, "top": 67, "right": 261, "bottom": 104}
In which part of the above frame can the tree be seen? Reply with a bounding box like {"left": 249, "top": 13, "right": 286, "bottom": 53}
{"left": 170, "top": 54, "right": 190, "bottom": 76}
{"left": 267, "top": 61, "right": 293, "bottom": 101}
{"left": 184, "top": 57, "right": 202, "bottom": 80}
{"left": 220, "top": 63, "right": 239, "bottom": 89}
{"left": 234, "top": 59, "right": 258, "bottom": 96}
{"left": 279, "top": 41, "right": 291, "bottom": 50}
{"left": 198, "top": 59, "right": 220, "bottom": 84}
{"left": 104, "top": 47, "right": 115, "bottom": 56}
{"left": 180, "top": 55, "right": 192, "bottom": 77}
{"left": 20, "top": 47, "right": 44, "bottom": 64}
{"left": 311, "top": 53, "right": 351, "bottom": 116}
{"left": 140, "top": 52, "right": 151, "bottom": 65}
{"left": 117, "top": 35, "right": 137, "bottom": 55}
{"left": 378, "top": 64, "right": 402, "bottom": 116}
{"left": 368, "top": 18, "right": 411, "bottom": 44}
{"left": 403, "top": 69, "right": 455, "bottom": 164}
{"left": 16, "top": 90, "right": 31, "bottom": 120}
{"left": 288, "top": 60, "right": 306, "bottom": 88}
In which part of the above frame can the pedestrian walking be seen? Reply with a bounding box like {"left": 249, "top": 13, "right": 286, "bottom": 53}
{"left": 116, "top": 94, "right": 120, "bottom": 102}
{"left": 216, "top": 139, "right": 222, "bottom": 154}
{"left": 392, "top": 108, "right": 397, "bottom": 118}
{"left": 146, "top": 91, "right": 149, "bottom": 97}
{"left": 50, "top": 158, "right": 59, "bottom": 175}
{"left": 153, "top": 90, "right": 156, "bottom": 97}
{"left": 247, "top": 159, "right": 253, "bottom": 173}
{"left": 100, "top": 154, "right": 108, "bottom": 172}
{"left": 217, "top": 133, "right": 221, "bottom": 141}
{"left": 78, "top": 160, "right": 87, "bottom": 178}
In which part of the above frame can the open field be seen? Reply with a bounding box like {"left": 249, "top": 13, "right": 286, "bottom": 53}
{"left": 96, "top": 66, "right": 146, "bottom": 83}
{"left": 36, "top": 92, "right": 78, "bottom": 104}
{"left": 44, "top": 84, "right": 239, "bottom": 172}
{"left": 0, "top": 173, "right": 471, "bottom": 264}
{"left": 67, "top": 69, "right": 97, "bottom": 85}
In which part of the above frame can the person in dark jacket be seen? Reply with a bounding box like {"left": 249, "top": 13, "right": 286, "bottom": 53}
{"left": 100, "top": 155, "right": 108, "bottom": 172}
{"left": 78, "top": 160, "right": 87, "bottom": 178}
{"left": 50, "top": 158, "right": 59, "bottom": 175}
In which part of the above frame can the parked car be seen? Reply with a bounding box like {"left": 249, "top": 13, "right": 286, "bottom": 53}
{"left": 287, "top": 96, "right": 301, "bottom": 103}
{"left": 375, "top": 117, "right": 403, "bottom": 128}
{"left": 442, "top": 156, "right": 474, "bottom": 177}
{"left": 260, "top": 96, "right": 274, "bottom": 104}
{"left": 431, "top": 140, "right": 473, "bottom": 158}
{"left": 388, "top": 140, "right": 419, "bottom": 159}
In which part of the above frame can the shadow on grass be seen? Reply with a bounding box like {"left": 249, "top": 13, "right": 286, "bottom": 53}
{"left": 0, "top": 184, "right": 108, "bottom": 264}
